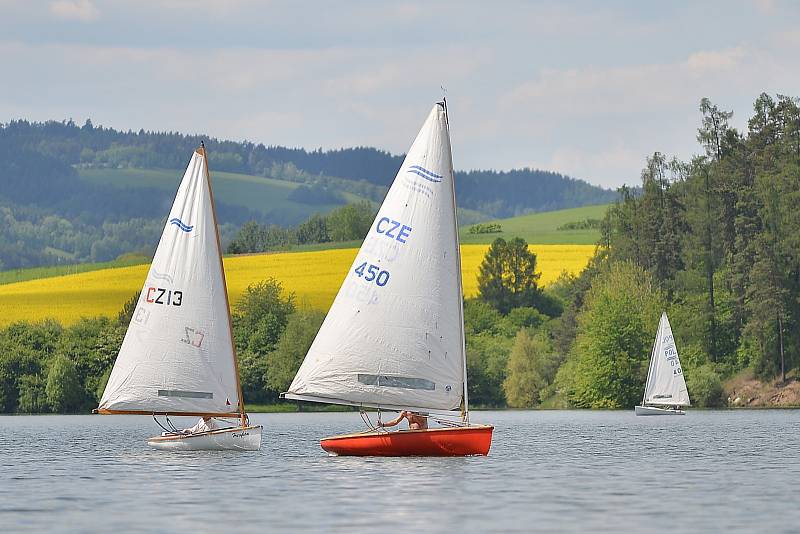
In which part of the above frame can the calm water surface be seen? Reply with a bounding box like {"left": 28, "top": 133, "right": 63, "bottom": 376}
{"left": 1, "top": 410, "right": 799, "bottom": 532}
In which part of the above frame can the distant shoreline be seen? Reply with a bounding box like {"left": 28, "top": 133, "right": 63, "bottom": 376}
{"left": 4, "top": 404, "right": 799, "bottom": 416}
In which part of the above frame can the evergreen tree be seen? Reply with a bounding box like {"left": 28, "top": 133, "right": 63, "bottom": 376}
{"left": 477, "top": 237, "right": 542, "bottom": 314}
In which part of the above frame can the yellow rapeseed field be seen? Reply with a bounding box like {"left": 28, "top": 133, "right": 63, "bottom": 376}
{"left": 0, "top": 244, "right": 594, "bottom": 327}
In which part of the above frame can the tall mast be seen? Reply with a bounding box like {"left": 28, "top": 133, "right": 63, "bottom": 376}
{"left": 441, "top": 99, "right": 470, "bottom": 424}
{"left": 200, "top": 142, "right": 247, "bottom": 429}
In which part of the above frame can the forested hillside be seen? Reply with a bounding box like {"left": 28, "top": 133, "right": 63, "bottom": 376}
{"left": 542, "top": 94, "right": 800, "bottom": 408}
{"left": 0, "top": 119, "right": 613, "bottom": 269}
{"left": 2, "top": 95, "right": 799, "bottom": 413}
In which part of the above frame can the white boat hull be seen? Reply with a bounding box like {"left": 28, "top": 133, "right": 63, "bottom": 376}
{"left": 147, "top": 425, "right": 262, "bottom": 451}
{"left": 635, "top": 405, "right": 685, "bottom": 416}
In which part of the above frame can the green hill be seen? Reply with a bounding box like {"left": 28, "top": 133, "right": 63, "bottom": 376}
{"left": 78, "top": 168, "right": 366, "bottom": 222}
{"left": 458, "top": 204, "right": 609, "bottom": 245}
{"left": 2, "top": 205, "right": 609, "bottom": 286}
{"left": 0, "top": 119, "right": 617, "bottom": 270}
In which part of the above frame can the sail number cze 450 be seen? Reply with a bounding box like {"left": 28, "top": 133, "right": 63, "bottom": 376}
{"left": 354, "top": 263, "right": 390, "bottom": 286}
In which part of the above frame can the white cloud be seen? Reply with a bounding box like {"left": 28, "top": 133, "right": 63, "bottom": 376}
{"left": 3, "top": 2, "right": 800, "bottom": 189}
{"left": 502, "top": 46, "right": 752, "bottom": 119}
{"left": 48, "top": 0, "right": 99, "bottom": 21}
{"left": 686, "top": 46, "right": 747, "bottom": 73}
{"left": 751, "top": 0, "right": 777, "bottom": 14}
{"left": 546, "top": 143, "right": 645, "bottom": 185}
{"left": 492, "top": 42, "right": 800, "bottom": 186}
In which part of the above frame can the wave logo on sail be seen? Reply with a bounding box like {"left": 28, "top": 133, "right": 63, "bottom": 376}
{"left": 151, "top": 269, "right": 174, "bottom": 284}
{"left": 407, "top": 165, "right": 443, "bottom": 183}
{"left": 169, "top": 218, "right": 194, "bottom": 232}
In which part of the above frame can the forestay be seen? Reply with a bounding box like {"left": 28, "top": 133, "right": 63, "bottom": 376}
{"left": 98, "top": 150, "right": 240, "bottom": 415}
{"left": 285, "top": 104, "right": 466, "bottom": 414}
{"left": 643, "top": 312, "right": 690, "bottom": 407}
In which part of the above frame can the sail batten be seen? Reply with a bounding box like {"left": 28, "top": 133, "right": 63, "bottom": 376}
{"left": 286, "top": 104, "right": 465, "bottom": 412}
{"left": 98, "top": 151, "right": 240, "bottom": 415}
{"left": 643, "top": 312, "right": 691, "bottom": 407}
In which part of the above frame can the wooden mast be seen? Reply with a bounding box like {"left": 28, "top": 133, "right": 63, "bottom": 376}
{"left": 199, "top": 142, "right": 248, "bottom": 429}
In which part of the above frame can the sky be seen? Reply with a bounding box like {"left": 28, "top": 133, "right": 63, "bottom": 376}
{"left": 1, "top": 0, "right": 799, "bottom": 188}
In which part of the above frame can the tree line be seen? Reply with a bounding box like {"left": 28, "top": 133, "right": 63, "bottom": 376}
{"left": 505, "top": 93, "right": 800, "bottom": 409}
{"left": 227, "top": 202, "right": 375, "bottom": 254}
{"left": 0, "top": 119, "right": 613, "bottom": 269}
{"left": 0, "top": 236, "right": 562, "bottom": 413}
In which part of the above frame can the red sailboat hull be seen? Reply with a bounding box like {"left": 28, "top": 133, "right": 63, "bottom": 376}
{"left": 320, "top": 425, "right": 494, "bottom": 456}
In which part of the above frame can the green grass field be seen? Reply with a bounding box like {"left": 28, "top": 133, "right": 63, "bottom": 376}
{"left": 458, "top": 204, "right": 609, "bottom": 245}
{"left": 0, "top": 255, "right": 149, "bottom": 285}
{"left": 78, "top": 167, "right": 365, "bottom": 223}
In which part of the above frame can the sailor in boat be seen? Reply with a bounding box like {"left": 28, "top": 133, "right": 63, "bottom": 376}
{"left": 183, "top": 416, "right": 220, "bottom": 435}
{"left": 378, "top": 411, "right": 428, "bottom": 431}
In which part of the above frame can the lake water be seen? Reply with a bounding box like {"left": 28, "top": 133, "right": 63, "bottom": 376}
{"left": 1, "top": 410, "right": 799, "bottom": 532}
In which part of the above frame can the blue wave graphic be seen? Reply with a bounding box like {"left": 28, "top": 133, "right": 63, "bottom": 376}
{"left": 151, "top": 269, "right": 174, "bottom": 283}
{"left": 407, "top": 165, "right": 443, "bottom": 183}
{"left": 169, "top": 218, "right": 194, "bottom": 232}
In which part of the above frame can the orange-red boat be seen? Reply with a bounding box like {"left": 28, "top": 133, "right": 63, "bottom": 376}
{"left": 320, "top": 425, "right": 493, "bottom": 456}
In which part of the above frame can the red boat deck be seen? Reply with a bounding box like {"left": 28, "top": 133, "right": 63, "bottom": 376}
{"left": 320, "top": 425, "right": 494, "bottom": 456}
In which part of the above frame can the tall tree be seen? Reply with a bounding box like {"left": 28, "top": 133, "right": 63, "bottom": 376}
{"left": 477, "top": 237, "right": 542, "bottom": 314}
{"left": 698, "top": 97, "right": 734, "bottom": 162}
{"left": 45, "top": 356, "right": 84, "bottom": 412}
{"left": 264, "top": 309, "right": 325, "bottom": 394}
{"left": 503, "top": 329, "right": 557, "bottom": 408}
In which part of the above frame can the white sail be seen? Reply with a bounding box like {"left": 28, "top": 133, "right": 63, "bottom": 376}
{"left": 98, "top": 149, "right": 240, "bottom": 415}
{"left": 642, "top": 312, "right": 690, "bottom": 406}
{"left": 285, "top": 103, "right": 465, "bottom": 414}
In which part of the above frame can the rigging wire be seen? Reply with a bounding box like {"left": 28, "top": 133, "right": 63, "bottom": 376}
{"left": 153, "top": 414, "right": 173, "bottom": 434}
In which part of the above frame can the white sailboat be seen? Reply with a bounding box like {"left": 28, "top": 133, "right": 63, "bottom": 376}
{"left": 283, "top": 101, "right": 493, "bottom": 456}
{"left": 96, "top": 145, "right": 262, "bottom": 450}
{"left": 635, "top": 312, "right": 690, "bottom": 416}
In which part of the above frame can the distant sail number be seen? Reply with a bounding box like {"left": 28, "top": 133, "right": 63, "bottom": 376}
{"left": 354, "top": 262, "right": 390, "bottom": 286}
{"left": 146, "top": 287, "right": 183, "bottom": 306}
{"left": 375, "top": 217, "right": 412, "bottom": 243}
{"left": 665, "top": 346, "right": 682, "bottom": 375}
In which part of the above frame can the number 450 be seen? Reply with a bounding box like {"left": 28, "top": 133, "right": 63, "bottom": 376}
{"left": 354, "top": 262, "right": 390, "bottom": 286}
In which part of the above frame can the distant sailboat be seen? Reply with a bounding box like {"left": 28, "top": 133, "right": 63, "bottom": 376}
{"left": 635, "top": 312, "right": 690, "bottom": 416}
{"left": 96, "top": 145, "right": 262, "bottom": 450}
{"left": 283, "top": 101, "right": 493, "bottom": 456}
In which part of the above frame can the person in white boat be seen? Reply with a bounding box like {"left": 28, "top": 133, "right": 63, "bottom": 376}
{"left": 183, "top": 416, "right": 219, "bottom": 434}
{"left": 378, "top": 411, "right": 428, "bottom": 431}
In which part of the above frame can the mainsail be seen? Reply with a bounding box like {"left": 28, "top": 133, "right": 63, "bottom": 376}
{"left": 98, "top": 148, "right": 241, "bottom": 416}
{"left": 285, "top": 103, "right": 467, "bottom": 415}
{"left": 642, "top": 312, "right": 690, "bottom": 407}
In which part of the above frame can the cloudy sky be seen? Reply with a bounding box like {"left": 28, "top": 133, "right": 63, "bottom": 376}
{"left": 1, "top": 0, "right": 798, "bottom": 188}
